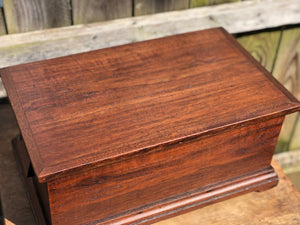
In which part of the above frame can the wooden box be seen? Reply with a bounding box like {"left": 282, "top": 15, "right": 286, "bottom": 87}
{"left": 1, "top": 28, "right": 300, "bottom": 225}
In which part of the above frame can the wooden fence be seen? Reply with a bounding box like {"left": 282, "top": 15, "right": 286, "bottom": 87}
{"left": 0, "top": 0, "right": 243, "bottom": 35}
{"left": 0, "top": 0, "right": 299, "bottom": 153}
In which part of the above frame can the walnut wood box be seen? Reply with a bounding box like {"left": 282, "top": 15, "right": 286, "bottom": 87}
{"left": 1, "top": 28, "right": 300, "bottom": 225}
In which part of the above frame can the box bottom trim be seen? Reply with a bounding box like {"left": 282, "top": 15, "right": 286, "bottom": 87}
{"left": 102, "top": 166, "right": 278, "bottom": 225}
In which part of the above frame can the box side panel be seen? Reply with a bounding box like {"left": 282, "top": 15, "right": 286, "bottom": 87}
{"left": 48, "top": 117, "right": 283, "bottom": 225}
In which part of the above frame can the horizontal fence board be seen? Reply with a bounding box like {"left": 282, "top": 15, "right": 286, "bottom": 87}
{"left": 272, "top": 27, "right": 300, "bottom": 152}
{"left": 190, "top": 0, "right": 239, "bottom": 8}
{"left": 134, "top": 0, "right": 189, "bottom": 16}
{"left": 0, "top": 0, "right": 299, "bottom": 53}
{"left": 0, "top": 8, "right": 6, "bottom": 35}
{"left": 72, "top": 0, "right": 132, "bottom": 24}
{"left": 3, "top": 0, "right": 72, "bottom": 34}
{"left": 0, "top": 0, "right": 300, "bottom": 99}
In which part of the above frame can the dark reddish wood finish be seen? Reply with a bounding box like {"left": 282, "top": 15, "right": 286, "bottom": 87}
{"left": 47, "top": 117, "right": 282, "bottom": 225}
{"left": 1, "top": 28, "right": 300, "bottom": 225}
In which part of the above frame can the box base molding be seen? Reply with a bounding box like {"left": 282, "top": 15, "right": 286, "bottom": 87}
{"left": 107, "top": 167, "right": 278, "bottom": 225}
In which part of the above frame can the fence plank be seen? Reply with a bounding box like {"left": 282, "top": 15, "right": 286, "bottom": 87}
{"left": 72, "top": 0, "right": 132, "bottom": 25}
{"left": 273, "top": 27, "right": 300, "bottom": 100}
{"left": 0, "top": 0, "right": 299, "bottom": 69}
{"left": 3, "top": 0, "right": 72, "bottom": 34}
{"left": 190, "top": 0, "right": 238, "bottom": 8}
{"left": 272, "top": 27, "right": 300, "bottom": 152}
{"left": 276, "top": 113, "right": 299, "bottom": 153}
{"left": 290, "top": 115, "right": 300, "bottom": 151}
{"left": 0, "top": 9, "right": 6, "bottom": 35}
{"left": 134, "top": 0, "right": 189, "bottom": 16}
{"left": 237, "top": 30, "right": 281, "bottom": 72}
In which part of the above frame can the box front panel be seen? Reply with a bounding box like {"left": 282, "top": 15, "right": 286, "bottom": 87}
{"left": 48, "top": 117, "right": 283, "bottom": 225}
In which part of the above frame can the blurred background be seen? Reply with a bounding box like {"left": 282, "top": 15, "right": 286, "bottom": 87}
{"left": 0, "top": 0, "right": 299, "bottom": 224}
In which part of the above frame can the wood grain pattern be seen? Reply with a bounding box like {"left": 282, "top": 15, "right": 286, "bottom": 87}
{"left": 236, "top": 30, "right": 297, "bottom": 153}
{"left": 237, "top": 30, "right": 281, "bottom": 73}
{"left": 0, "top": 8, "right": 6, "bottom": 35}
{"left": 3, "top": 0, "right": 71, "bottom": 34}
{"left": 190, "top": 0, "right": 238, "bottom": 8}
{"left": 46, "top": 117, "right": 281, "bottom": 225}
{"left": 5, "top": 100, "right": 299, "bottom": 225}
{"left": 72, "top": 0, "right": 132, "bottom": 25}
{"left": 2, "top": 28, "right": 300, "bottom": 224}
{"left": 272, "top": 27, "right": 300, "bottom": 152}
{"left": 13, "top": 117, "right": 281, "bottom": 225}
{"left": 134, "top": 0, "right": 189, "bottom": 16}
{"left": 1, "top": 28, "right": 300, "bottom": 183}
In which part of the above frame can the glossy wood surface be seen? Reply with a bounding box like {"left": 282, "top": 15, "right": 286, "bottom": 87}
{"left": 1, "top": 28, "right": 300, "bottom": 182}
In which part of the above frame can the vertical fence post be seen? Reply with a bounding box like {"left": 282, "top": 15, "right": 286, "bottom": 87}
{"left": 236, "top": 30, "right": 282, "bottom": 72}
{"left": 272, "top": 27, "right": 300, "bottom": 152}
{"left": 3, "top": 0, "right": 72, "bottom": 34}
{"left": 290, "top": 115, "right": 300, "bottom": 151}
{"left": 0, "top": 0, "right": 6, "bottom": 35}
{"left": 134, "top": 0, "right": 189, "bottom": 16}
{"left": 72, "top": 0, "right": 132, "bottom": 25}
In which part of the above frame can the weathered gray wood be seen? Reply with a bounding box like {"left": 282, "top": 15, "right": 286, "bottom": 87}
{"left": 0, "top": 9, "right": 6, "bottom": 35}
{"left": 135, "top": 0, "right": 189, "bottom": 16}
{"left": 0, "top": 0, "right": 300, "bottom": 98}
{"left": 190, "top": 0, "right": 238, "bottom": 8}
{"left": 72, "top": 0, "right": 132, "bottom": 24}
{"left": 3, "top": 0, "right": 72, "bottom": 34}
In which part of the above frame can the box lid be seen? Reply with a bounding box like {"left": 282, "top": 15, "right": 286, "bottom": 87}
{"left": 1, "top": 28, "right": 300, "bottom": 182}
